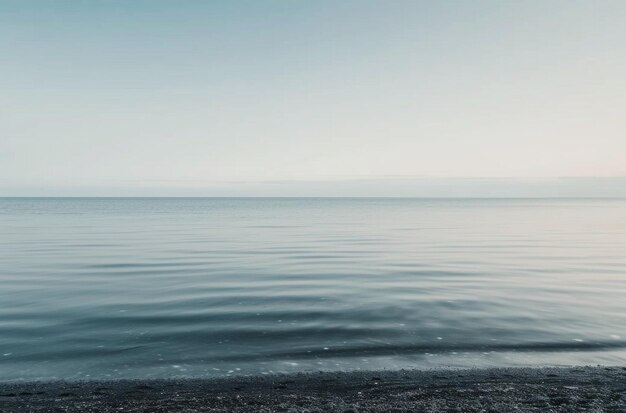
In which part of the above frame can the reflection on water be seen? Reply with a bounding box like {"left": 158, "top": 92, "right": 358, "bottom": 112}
{"left": 0, "top": 198, "right": 625, "bottom": 381}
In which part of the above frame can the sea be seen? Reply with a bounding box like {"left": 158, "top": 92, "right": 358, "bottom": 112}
{"left": 1, "top": 198, "right": 625, "bottom": 381}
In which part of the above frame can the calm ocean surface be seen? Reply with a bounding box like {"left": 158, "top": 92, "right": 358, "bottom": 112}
{"left": 1, "top": 198, "right": 625, "bottom": 381}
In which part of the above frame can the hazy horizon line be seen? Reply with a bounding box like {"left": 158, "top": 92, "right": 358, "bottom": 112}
{"left": 2, "top": 176, "right": 625, "bottom": 198}
{"left": 2, "top": 196, "right": 626, "bottom": 200}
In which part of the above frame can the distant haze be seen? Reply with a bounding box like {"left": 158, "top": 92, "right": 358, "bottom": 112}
{"left": 1, "top": 1, "right": 625, "bottom": 197}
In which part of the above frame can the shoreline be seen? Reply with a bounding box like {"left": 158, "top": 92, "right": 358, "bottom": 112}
{"left": 1, "top": 366, "right": 625, "bottom": 412}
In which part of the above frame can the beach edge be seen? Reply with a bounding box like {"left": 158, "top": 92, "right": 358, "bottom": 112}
{"left": 1, "top": 366, "right": 625, "bottom": 412}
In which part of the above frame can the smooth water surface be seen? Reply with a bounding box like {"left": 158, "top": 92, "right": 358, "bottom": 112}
{"left": 1, "top": 198, "right": 625, "bottom": 381}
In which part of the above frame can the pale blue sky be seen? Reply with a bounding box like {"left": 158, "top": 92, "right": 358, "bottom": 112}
{"left": 1, "top": 1, "right": 625, "bottom": 196}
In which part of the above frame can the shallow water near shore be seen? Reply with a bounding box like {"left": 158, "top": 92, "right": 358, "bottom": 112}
{"left": 1, "top": 198, "right": 625, "bottom": 381}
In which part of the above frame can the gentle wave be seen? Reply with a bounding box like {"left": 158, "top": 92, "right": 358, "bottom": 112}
{"left": 1, "top": 198, "right": 626, "bottom": 380}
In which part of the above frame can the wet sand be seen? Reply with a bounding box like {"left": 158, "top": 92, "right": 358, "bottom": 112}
{"left": 1, "top": 366, "right": 625, "bottom": 412}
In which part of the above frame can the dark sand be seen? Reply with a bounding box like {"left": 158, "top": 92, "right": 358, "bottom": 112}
{"left": 1, "top": 366, "right": 625, "bottom": 412}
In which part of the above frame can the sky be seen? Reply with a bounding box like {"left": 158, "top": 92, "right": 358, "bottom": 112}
{"left": 1, "top": 0, "right": 625, "bottom": 196}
